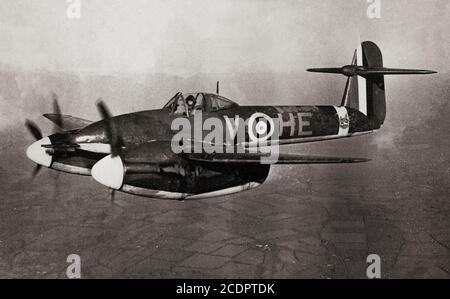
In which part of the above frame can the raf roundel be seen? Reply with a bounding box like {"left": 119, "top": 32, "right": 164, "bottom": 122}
{"left": 247, "top": 112, "right": 275, "bottom": 143}
{"left": 255, "top": 120, "right": 268, "bottom": 135}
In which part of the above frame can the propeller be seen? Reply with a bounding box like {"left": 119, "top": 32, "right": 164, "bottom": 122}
{"left": 25, "top": 92, "right": 64, "bottom": 179}
{"left": 95, "top": 99, "right": 123, "bottom": 203}
{"left": 43, "top": 92, "right": 65, "bottom": 132}
{"left": 31, "top": 163, "right": 42, "bottom": 178}
{"left": 96, "top": 99, "right": 123, "bottom": 157}
{"left": 96, "top": 98, "right": 113, "bottom": 119}
{"left": 109, "top": 188, "right": 116, "bottom": 204}
{"left": 51, "top": 92, "right": 63, "bottom": 131}
{"left": 25, "top": 119, "right": 43, "bottom": 140}
{"left": 50, "top": 93, "right": 64, "bottom": 197}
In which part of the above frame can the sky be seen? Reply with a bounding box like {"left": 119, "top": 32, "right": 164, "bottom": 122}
{"left": 0, "top": 0, "right": 448, "bottom": 75}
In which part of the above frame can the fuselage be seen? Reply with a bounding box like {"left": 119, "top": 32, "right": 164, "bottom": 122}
{"left": 72, "top": 104, "right": 374, "bottom": 151}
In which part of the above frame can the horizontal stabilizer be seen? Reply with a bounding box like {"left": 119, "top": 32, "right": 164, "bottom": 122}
{"left": 43, "top": 114, "right": 93, "bottom": 130}
{"left": 183, "top": 152, "right": 370, "bottom": 165}
{"left": 307, "top": 65, "right": 436, "bottom": 77}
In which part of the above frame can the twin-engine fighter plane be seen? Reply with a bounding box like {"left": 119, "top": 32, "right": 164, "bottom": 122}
{"left": 25, "top": 42, "right": 436, "bottom": 200}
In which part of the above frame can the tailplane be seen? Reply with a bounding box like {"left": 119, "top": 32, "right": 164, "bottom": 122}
{"left": 308, "top": 41, "right": 436, "bottom": 129}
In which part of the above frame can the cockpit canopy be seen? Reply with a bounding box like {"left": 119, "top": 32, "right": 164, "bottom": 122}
{"left": 163, "top": 92, "right": 239, "bottom": 116}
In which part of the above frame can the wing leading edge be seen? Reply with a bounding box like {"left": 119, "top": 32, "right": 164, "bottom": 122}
{"left": 43, "top": 114, "right": 93, "bottom": 130}
{"left": 183, "top": 152, "right": 370, "bottom": 165}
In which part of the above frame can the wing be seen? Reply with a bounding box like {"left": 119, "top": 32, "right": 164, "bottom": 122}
{"left": 183, "top": 152, "right": 370, "bottom": 165}
{"left": 43, "top": 114, "right": 93, "bottom": 130}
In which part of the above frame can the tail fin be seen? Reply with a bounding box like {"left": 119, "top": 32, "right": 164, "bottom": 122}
{"left": 308, "top": 41, "right": 436, "bottom": 129}
{"left": 346, "top": 41, "right": 386, "bottom": 128}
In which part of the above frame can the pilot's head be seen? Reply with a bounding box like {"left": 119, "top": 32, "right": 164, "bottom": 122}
{"left": 186, "top": 95, "right": 196, "bottom": 108}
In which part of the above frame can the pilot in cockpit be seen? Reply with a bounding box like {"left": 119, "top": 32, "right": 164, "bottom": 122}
{"left": 185, "top": 95, "right": 196, "bottom": 114}
{"left": 174, "top": 97, "right": 186, "bottom": 115}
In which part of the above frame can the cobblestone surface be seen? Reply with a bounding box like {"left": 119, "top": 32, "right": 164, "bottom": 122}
{"left": 0, "top": 132, "right": 449, "bottom": 279}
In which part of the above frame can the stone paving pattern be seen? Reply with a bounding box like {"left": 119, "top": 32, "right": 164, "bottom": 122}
{"left": 0, "top": 126, "right": 449, "bottom": 279}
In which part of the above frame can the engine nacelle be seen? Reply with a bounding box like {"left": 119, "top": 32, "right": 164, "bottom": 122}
{"left": 91, "top": 154, "right": 270, "bottom": 200}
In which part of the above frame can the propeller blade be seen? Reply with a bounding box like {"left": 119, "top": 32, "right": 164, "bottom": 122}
{"left": 53, "top": 171, "right": 61, "bottom": 201}
{"left": 51, "top": 92, "right": 63, "bottom": 130}
{"left": 110, "top": 188, "right": 116, "bottom": 203}
{"left": 32, "top": 164, "right": 42, "bottom": 178}
{"left": 25, "top": 119, "right": 43, "bottom": 140}
{"left": 96, "top": 99, "right": 113, "bottom": 120}
{"left": 95, "top": 99, "right": 123, "bottom": 156}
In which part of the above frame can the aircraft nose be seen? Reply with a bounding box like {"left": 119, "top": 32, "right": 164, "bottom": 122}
{"left": 91, "top": 155, "right": 124, "bottom": 190}
{"left": 26, "top": 137, "right": 53, "bottom": 167}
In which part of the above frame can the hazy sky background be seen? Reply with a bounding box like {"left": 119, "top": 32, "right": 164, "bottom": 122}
{"left": 0, "top": 0, "right": 449, "bottom": 132}
{"left": 0, "top": 0, "right": 448, "bottom": 75}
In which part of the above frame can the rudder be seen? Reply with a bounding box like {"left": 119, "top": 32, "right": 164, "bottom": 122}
{"left": 342, "top": 41, "right": 386, "bottom": 129}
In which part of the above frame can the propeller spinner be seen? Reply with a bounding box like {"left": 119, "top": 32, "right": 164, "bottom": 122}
{"left": 25, "top": 93, "right": 64, "bottom": 177}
